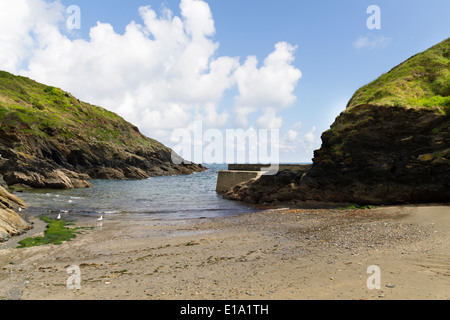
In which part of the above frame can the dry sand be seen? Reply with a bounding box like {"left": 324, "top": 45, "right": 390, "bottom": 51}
{"left": 0, "top": 204, "right": 449, "bottom": 300}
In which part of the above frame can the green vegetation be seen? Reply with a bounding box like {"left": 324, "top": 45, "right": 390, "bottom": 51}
{"left": 347, "top": 38, "right": 450, "bottom": 114}
{"left": 322, "top": 38, "right": 450, "bottom": 150}
{"left": 0, "top": 70, "right": 167, "bottom": 151}
{"left": 17, "top": 215, "right": 89, "bottom": 248}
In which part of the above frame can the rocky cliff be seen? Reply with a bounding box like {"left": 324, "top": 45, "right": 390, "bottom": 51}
{"left": 0, "top": 71, "right": 205, "bottom": 190}
{"left": 0, "top": 186, "right": 31, "bottom": 242}
{"left": 225, "top": 38, "right": 450, "bottom": 205}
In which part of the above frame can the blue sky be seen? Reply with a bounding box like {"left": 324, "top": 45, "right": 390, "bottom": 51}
{"left": 1, "top": 0, "right": 449, "bottom": 163}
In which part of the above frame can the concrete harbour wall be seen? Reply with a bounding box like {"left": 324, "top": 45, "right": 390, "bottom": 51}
{"left": 216, "top": 164, "right": 312, "bottom": 193}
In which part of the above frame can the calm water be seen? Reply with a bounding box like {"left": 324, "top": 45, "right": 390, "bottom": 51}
{"left": 18, "top": 164, "right": 260, "bottom": 221}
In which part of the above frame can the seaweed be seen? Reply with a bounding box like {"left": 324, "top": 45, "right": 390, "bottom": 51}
{"left": 17, "top": 215, "right": 85, "bottom": 248}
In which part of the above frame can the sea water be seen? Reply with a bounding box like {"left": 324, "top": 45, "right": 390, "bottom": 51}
{"left": 17, "top": 164, "right": 260, "bottom": 221}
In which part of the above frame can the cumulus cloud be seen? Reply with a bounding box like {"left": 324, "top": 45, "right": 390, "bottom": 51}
{"left": 233, "top": 42, "right": 302, "bottom": 128}
{"left": 353, "top": 34, "right": 392, "bottom": 49}
{"left": 0, "top": 0, "right": 302, "bottom": 155}
{"left": 304, "top": 126, "right": 317, "bottom": 144}
{"left": 285, "top": 129, "right": 298, "bottom": 142}
{"left": 277, "top": 123, "right": 320, "bottom": 163}
{"left": 0, "top": 0, "right": 64, "bottom": 72}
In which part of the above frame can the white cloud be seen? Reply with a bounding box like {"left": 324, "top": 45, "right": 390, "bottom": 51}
{"left": 291, "top": 121, "right": 302, "bottom": 130}
{"left": 304, "top": 126, "right": 317, "bottom": 144}
{"left": 0, "top": 0, "right": 302, "bottom": 154}
{"left": 276, "top": 122, "right": 321, "bottom": 163}
{"left": 353, "top": 34, "right": 392, "bottom": 49}
{"left": 285, "top": 129, "right": 298, "bottom": 142}
{"left": 0, "top": 0, "right": 64, "bottom": 72}
{"left": 256, "top": 108, "right": 283, "bottom": 130}
{"left": 233, "top": 42, "right": 302, "bottom": 129}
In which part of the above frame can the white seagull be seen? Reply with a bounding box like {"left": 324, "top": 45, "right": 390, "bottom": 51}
{"left": 57, "top": 213, "right": 61, "bottom": 220}
{"left": 97, "top": 215, "right": 103, "bottom": 222}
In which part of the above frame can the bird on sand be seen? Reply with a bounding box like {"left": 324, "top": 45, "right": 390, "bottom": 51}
{"left": 97, "top": 215, "right": 103, "bottom": 221}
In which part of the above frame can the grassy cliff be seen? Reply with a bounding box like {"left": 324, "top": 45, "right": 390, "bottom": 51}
{"left": 347, "top": 38, "right": 450, "bottom": 113}
{"left": 0, "top": 70, "right": 164, "bottom": 150}
{"left": 0, "top": 71, "right": 204, "bottom": 189}
{"left": 225, "top": 38, "right": 450, "bottom": 205}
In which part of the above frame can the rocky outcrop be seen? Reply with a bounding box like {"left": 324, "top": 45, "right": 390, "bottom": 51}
{"left": 227, "top": 105, "right": 449, "bottom": 205}
{"left": 225, "top": 39, "right": 450, "bottom": 205}
{"left": 0, "top": 136, "right": 204, "bottom": 190}
{"left": 0, "top": 71, "right": 205, "bottom": 189}
{"left": 302, "top": 104, "right": 449, "bottom": 204}
{"left": 225, "top": 169, "right": 305, "bottom": 204}
{"left": 0, "top": 186, "right": 31, "bottom": 242}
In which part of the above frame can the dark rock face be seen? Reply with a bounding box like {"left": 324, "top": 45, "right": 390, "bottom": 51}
{"left": 225, "top": 169, "right": 305, "bottom": 204}
{"left": 304, "top": 105, "right": 450, "bottom": 204}
{"left": 0, "top": 70, "right": 206, "bottom": 189}
{"left": 225, "top": 38, "right": 450, "bottom": 206}
{"left": 225, "top": 105, "right": 450, "bottom": 205}
{"left": 0, "top": 125, "right": 205, "bottom": 190}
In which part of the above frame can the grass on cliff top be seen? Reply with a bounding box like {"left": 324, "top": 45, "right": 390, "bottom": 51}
{"left": 17, "top": 215, "right": 88, "bottom": 248}
{"left": 0, "top": 70, "right": 167, "bottom": 151}
{"left": 347, "top": 38, "right": 450, "bottom": 115}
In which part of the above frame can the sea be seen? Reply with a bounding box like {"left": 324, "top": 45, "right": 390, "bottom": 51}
{"left": 17, "top": 164, "right": 261, "bottom": 221}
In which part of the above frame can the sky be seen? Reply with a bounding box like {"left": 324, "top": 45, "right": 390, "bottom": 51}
{"left": 0, "top": 0, "right": 449, "bottom": 163}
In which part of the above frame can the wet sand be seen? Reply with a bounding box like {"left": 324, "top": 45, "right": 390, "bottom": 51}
{"left": 0, "top": 204, "right": 449, "bottom": 300}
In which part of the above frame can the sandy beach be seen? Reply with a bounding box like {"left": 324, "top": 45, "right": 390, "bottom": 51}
{"left": 0, "top": 204, "right": 449, "bottom": 300}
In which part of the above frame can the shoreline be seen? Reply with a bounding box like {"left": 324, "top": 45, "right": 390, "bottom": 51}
{"left": 0, "top": 203, "right": 449, "bottom": 300}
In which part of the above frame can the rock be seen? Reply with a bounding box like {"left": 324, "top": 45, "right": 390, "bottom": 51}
{"left": 0, "top": 186, "right": 32, "bottom": 242}
{"left": 0, "top": 173, "right": 6, "bottom": 187}
{"left": 0, "top": 158, "right": 92, "bottom": 189}
{"left": 0, "top": 185, "right": 26, "bottom": 209}
{"left": 0, "top": 71, "right": 206, "bottom": 190}
{"left": 90, "top": 167, "right": 126, "bottom": 180}
{"left": 0, "top": 207, "right": 32, "bottom": 242}
{"left": 122, "top": 166, "right": 150, "bottom": 180}
{"left": 224, "top": 38, "right": 450, "bottom": 205}
{"left": 300, "top": 104, "right": 450, "bottom": 204}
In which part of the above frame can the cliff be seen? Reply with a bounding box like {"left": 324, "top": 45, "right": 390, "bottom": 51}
{"left": 0, "top": 71, "right": 205, "bottom": 190}
{"left": 0, "top": 186, "right": 31, "bottom": 242}
{"left": 225, "top": 38, "right": 450, "bottom": 205}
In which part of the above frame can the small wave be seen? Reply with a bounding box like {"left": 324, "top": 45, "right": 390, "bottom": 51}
{"left": 98, "top": 210, "right": 119, "bottom": 214}
{"left": 265, "top": 207, "right": 290, "bottom": 212}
